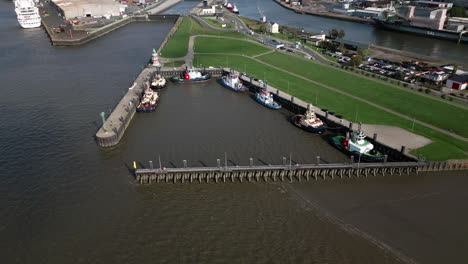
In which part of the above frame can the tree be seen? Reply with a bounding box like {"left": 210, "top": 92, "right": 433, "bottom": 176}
{"left": 350, "top": 55, "right": 362, "bottom": 66}
{"left": 449, "top": 6, "right": 467, "bottom": 18}
{"left": 337, "top": 29, "right": 345, "bottom": 39}
{"left": 328, "top": 29, "right": 339, "bottom": 39}
{"left": 451, "top": 64, "right": 458, "bottom": 76}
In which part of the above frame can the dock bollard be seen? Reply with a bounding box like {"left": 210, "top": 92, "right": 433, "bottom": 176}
{"left": 316, "top": 156, "right": 320, "bottom": 165}
{"left": 149, "top": 160, "right": 153, "bottom": 169}
{"left": 282, "top": 157, "right": 287, "bottom": 166}
{"left": 183, "top": 160, "right": 187, "bottom": 168}
{"left": 217, "top": 159, "right": 221, "bottom": 168}
{"left": 249, "top": 158, "right": 253, "bottom": 167}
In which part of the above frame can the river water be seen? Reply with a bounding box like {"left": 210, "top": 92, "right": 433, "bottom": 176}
{"left": 1, "top": 0, "right": 468, "bottom": 263}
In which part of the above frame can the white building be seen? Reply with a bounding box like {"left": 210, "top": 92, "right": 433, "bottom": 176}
{"left": 446, "top": 75, "right": 468, "bottom": 90}
{"left": 266, "top": 22, "right": 279, "bottom": 34}
{"left": 200, "top": 5, "right": 216, "bottom": 15}
{"left": 51, "top": 0, "right": 122, "bottom": 19}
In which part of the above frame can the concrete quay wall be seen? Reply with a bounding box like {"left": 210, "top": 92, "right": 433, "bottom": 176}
{"left": 95, "top": 67, "right": 222, "bottom": 147}
{"left": 95, "top": 68, "right": 154, "bottom": 147}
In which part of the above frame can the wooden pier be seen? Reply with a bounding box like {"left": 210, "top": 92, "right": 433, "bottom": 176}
{"left": 134, "top": 160, "right": 427, "bottom": 184}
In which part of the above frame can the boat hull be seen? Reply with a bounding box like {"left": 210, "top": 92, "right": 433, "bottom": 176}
{"left": 373, "top": 19, "right": 468, "bottom": 43}
{"left": 291, "top": 115, "right": 327, "bottom": 134}
{"left": 219, "top": 78, "right": 248, "bottom": 92}
{"left": 136, "top": 104, "right": 157, "bottom": 112}
{"left": 171, "top": 73, "right": 212, "bottom": 83}
{"left": 329, "top": 135, "right": 385, "bottom": 162}
{"left": 150, "top": 83, "right": 166, "bottom": 90}
{"left": 255, "top": 93, "right": 282, "bottom": 109}
{"left": 136, "top": 97, "right": 159, "bottom": 113}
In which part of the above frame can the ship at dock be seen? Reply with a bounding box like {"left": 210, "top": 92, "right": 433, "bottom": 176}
{"left": 14, "top": 0, "right": 41, "bottom": 29}
{"left": 373, "top": 2, "right": 468, "bottom": 43}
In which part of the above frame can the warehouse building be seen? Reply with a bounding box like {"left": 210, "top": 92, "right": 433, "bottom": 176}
{"left": 51, "top": 0, "right": 123, "bottom": 19}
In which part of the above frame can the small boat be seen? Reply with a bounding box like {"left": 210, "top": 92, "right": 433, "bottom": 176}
{"left": 255, "top": 86, "right": 281, "bottom": 109}
{"left": 150, "top": 74, "right": 166, "bottom": 90}
{"left": 329, "top": 125, "right": 385, "bottom": 162}
{"left": 171, "top": 68, "right": 212, "bottom": 83}
{"left": 220, "top": 70, "right": 248, "bottom": 92}
{"left": 136, "top": 87, "right": 159, "bottom": 113}
{"left": 232, "top": 4, "right": 239, "bottom": 14}
{"left": 292, "top": 108, "right": 327, "bottom": 134}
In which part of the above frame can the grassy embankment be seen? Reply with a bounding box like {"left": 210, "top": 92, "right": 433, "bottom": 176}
{"left": 164, "top": 17, "right": 468, "bottom": 160}
{"left": 202, "top": 18, "right": 235, "bottom": 30}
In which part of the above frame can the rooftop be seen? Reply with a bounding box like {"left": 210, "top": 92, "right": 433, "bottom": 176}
{"left": 450, "top": 74, "right": 468, "bottom": 83}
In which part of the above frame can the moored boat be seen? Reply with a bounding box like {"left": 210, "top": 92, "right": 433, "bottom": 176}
{"left": 255, "top": 86, "right": 281, "bottom": 110}
{"left": 14, "top": 0, "right": 41, "bottom": 29}
{"left": 292, "top": 108, "right": 326, "bottom": 134}
{"left": 171, "top": 68, "right": 212, "bottom": 83}
{"left": 150, "top": 74, "right": 166, "bottom": 90}
{"left": 329, "top": 126, "right": 385, "bottom": 162}
{"left": 220, "top": 70, "right": 248, "bottom": 92}
{"left": 136, "top": 87, "right": 159, "bottom": 113}
{"left": 232, "top": 4, "right": 239, "bottom": 14}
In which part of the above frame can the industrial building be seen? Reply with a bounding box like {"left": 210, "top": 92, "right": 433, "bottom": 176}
{"left": 50, "top": 0, "right": 123, "bottom": 19}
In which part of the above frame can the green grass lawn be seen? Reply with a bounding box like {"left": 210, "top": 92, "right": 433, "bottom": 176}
{"left": 160, "top": 18, "right": 191, "bottom": 58}
{"left": 256, "top": 52, "right": 468, "bottom": 138}
{"left": 202, "top": 18, "right": 234, "bottom": 29}
{"left": 194, "top": 37, "right": 270, "bottom": 56}
{"left": 190, "top": 17, "right": 246, "bottom": 39}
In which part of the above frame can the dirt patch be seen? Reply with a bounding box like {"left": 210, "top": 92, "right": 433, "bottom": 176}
{"left": 361, "top": 124, "right": 432, "bottom": 154}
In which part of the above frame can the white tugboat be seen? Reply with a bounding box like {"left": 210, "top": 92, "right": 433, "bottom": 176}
{"left": 255, "top": 83, "right": 281, "bottom": 110}
{"left": 292, "top": 107, "right": 327, "bottom": 133}
{"left": 330, "top": 124, "right": 385, "bottom": 162}
{"left": 171, "top": 67, "right": 211, "bottom": 83}
{"left": 136, "top": 87, "right": 159, "bottom": 113}
{"left": 220, "top": 70, "right": 248, "bottom": 92}
{"left": 151, "top": 74, "right": 167, "bottom": 90}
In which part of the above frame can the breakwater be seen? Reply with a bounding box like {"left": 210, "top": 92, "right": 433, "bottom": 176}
{"left": 95, "top": 67, "right": 223, "bottom": 147}
{"left": 134, "top": 160, "right": 426, "bottom": 184}
{"left": 272, "top": 0, "right": 374, "bottom": 25}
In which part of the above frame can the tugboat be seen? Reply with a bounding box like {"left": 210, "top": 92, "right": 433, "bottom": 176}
{"left": 223, "top": 1, "right": 239, "bottom": 14}
{"left": 330, "top": 124, "right": 385, "bottom": 162}
{"left": 232, "top": 4, "right": 239, "bottom": 14}
{"left": 136, "top": 87, "right": 159, "bottom": 113}
{"left": 150, "top": 74, "right": 166, "bottom": 90}
{"left": 292, "top": 107, "right": 327, "bottom": 134}
{"left": 171, "top": 67, "right": 211, "bottom": 83}
{"left": 220, "top": 70, "right": 248, "bottom": 92}
{"left": 255, "top": 84, "right": 281, "bottom": 109}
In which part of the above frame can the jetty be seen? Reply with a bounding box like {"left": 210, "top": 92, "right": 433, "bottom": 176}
{"left": 95, "top": 67, "right": 223, "bottom": 147}
{"left": 133, "top": 158, "right": 467, "bottom": 184}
